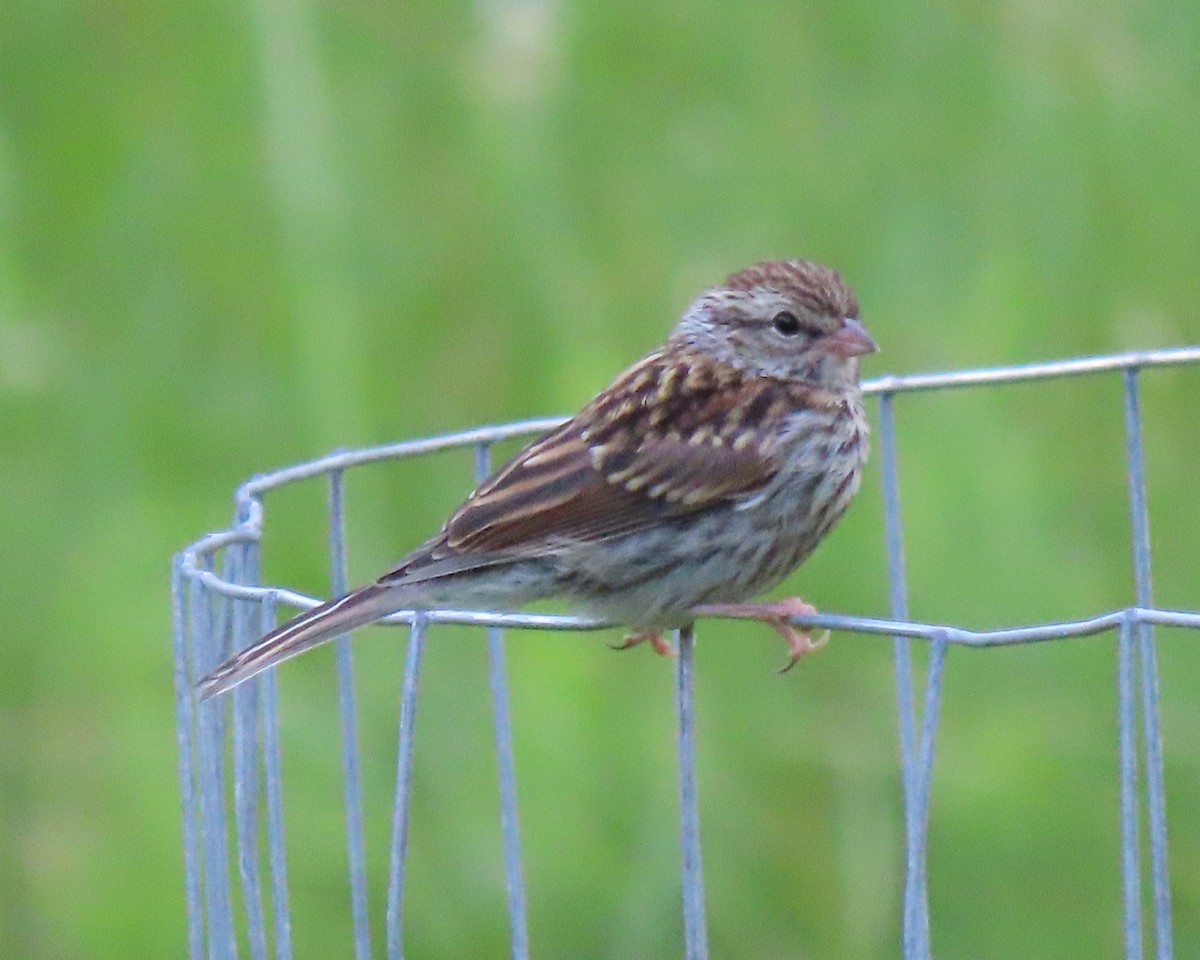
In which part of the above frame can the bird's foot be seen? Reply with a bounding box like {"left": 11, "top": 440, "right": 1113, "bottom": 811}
{"left": 691, "top": 598, "right": 829, "bottom": 673}
{"left": 610, "top": 629, "right": 676, "bottom": 659}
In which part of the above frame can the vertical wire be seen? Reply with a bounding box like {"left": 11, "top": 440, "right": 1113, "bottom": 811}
{"left": 194, "top": 554, "right": 239, "bottom": 960}
{"left": 878, "top": 392, "right": 929, "bottom": 960}
{"left": 173, "top": 556, "right": 204, "bottom": 960}
{"left": 676, "top": 626, "right": 709, "bottom": 960}
{"left": 475, "top": 443, "right": 531, "bottom": 960}
{"left": 1118, "top": 614, "right": 1144, "bottom": 960}
{"left": 212, "top": 549, "right": 238, "bottom": 675}
{"left": 386, "top": 613, "right": 428, "bottom": 960}
{"left": 231, "top": 735, "right": 265, "bottom": 956}
{"left": 231, "top": 540, "right": 268, "bottom": 960}
{"left": 1140, "top": 636, "right": 1173, "bottom": 960}
{"left": 905, "top": 634, "right": 947, "bottom": 953}
{"left": 1123, "top": 370, "right": 1173, "bottom": 960}
{"left": 260, "top": 593, "right": 294, "bottom": 960}
{"left": 329, "top": 468, "right": 373, "bottom": 960}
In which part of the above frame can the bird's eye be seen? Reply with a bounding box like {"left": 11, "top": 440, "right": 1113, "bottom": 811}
{"left": 772, "top": 311, "right": 803, "bottom": 336}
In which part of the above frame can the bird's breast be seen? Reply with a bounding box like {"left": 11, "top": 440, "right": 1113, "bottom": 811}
{"left": 734, "top": 394, "right": 869, "bottom": 575}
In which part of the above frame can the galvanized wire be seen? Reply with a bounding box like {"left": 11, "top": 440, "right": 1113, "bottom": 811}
{"left": 385, "top": 612, "right": 425, "bottom": 960}
{"left": 1122, "top": 370, "right": 1173, "bottom": 960}
{"left": 173, "top": 345, "right": 1200, "bottom": 959}
{"left": 475, "top": 443, "right": 532, "bottom": 960}
{"left": 877, "top": 391, "right": 930, "bottom": 958}
{"left": 676, "top": 625, "right": 709, "bottom": 960}
{"left": 260, "top": 593, "right": 293, "bottom": 960}
{"left": 329, "top": 468, "right": 374, "bottom": 960}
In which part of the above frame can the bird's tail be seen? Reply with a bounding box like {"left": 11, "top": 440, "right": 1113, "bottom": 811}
{"left": 196, "top": 583, "right": 398, "bottom": 701}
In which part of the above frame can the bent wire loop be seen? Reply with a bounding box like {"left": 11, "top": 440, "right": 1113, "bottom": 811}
{"left": 174, "top": 346, "right": 1200, "bottom": 960}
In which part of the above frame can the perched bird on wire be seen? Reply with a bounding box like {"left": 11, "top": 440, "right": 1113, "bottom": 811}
{"left": 198, "top": 259, "right": 878, "bottom": 700}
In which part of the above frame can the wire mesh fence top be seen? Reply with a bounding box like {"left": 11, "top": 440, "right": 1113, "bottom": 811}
{"left": 174, "top": 346, "right": 1199, "bottom": 960}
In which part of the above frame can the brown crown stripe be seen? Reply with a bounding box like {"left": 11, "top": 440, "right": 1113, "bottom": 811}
{"left": 724, "top": 259, "right": 859, "bottom": 319}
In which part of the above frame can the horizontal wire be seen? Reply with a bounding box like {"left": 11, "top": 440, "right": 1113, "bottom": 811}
{"left": 178, "top": 348, "right": 1200, "bottom": 573}
{"left": 177, "top": 561, "right": 1200, "bottom": 644}
{"left": 236, "top": 419, "right": 566, "bottom": 502}
{"left": 220, "top": 347, "right": 1200, "bottom": 507}
{"left": 176, "top": 346, "right": 1200, "bottom": 657}
{"left": 864, "top": 345, "right": 1200, "bottom": 395}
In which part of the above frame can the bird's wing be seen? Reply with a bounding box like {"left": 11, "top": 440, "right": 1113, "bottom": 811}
{"left": 407, "top": 352, "right": 818, "bottom": 561}
{"left": 198, "top": 353, "right": 838, "bottom": 699}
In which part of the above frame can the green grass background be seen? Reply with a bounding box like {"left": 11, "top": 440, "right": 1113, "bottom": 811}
{"left": 2, "top": 1, "right": 1199, "bottom": 957}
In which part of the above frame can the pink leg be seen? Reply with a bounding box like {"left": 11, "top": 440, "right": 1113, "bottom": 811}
{"left": 691, "top": 598, "right": 829, "bottom": 673}
{"left": 611, "top": 629, "right": 676, "bottom": 659}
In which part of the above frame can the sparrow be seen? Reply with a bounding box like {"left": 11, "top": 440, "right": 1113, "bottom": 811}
{"left": 198, "top": 259, "right": 878, "bottom": 700}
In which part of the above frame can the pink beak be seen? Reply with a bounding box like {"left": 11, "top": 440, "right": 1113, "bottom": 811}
{"left": 824, "top": 317, "right": 879, "bottom": 358}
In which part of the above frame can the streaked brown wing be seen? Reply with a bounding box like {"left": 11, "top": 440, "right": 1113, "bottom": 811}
{"left": 439, "top": 351, "right": 801, "bottom": 556}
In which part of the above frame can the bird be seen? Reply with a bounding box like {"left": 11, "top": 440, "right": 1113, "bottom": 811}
{"left": 198, "top": 259, "right": 878, "bottom": 700}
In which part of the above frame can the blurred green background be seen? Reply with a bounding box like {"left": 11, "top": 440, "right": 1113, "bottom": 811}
{"left": 2, "top": 0, "right": 1199, "bottom": 957}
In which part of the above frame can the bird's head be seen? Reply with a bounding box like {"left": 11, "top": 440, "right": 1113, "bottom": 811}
{"left": 671, "top": 259, "right": 878, "bottom": 390}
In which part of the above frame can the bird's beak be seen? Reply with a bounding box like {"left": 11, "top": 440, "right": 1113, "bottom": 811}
{"left": 825, "top": 317, "right": 879, "bottom": 358}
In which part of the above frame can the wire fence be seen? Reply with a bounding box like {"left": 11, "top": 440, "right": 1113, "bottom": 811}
{"left": 172, "top": 346, "right": 1200, "bottom": 960}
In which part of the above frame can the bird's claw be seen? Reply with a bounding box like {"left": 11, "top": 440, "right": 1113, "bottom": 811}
{"left": 610, "top": 630, "right": 676, "bottom": 658}
{"left": 691, "top": 597, "right": 830, "bottom": 673}
{"left": 778, "top": 627, "right": 830, "bottom": 673}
